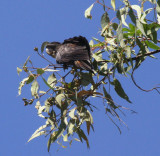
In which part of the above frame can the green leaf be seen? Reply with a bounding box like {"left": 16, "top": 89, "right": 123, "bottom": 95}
{"left": 101, "top": 12, "right": 110, "bottom": 29}
{"left": 17, "top": 67, "right": 22, "bottom": 76}
{"left": 18, "top": 77, "right": 29, "bottom": 95}
{"left": 150, "top": 27, "right": 157, "bottom": 43}
{"left": 136, "top": 37, "right": 146, "bottom": 54}
{"left": 42, "top": 77, "right": 54, "bottom": 90}
{"left": 47, "top": 135, "right": 52, "bottom": 152}
{"left": 128, "top": 8, "right": 136, "bottom": 24}
{"left": 145, "top": 41, "right": 160, "bottom": 50}
{"left": 92, "top": 37, "right": 101, "bottom": 43}
{"left": 136, "top": 20, "right": 146, "bottom": 36}
{"left": 84, "top": 3, "right": 94, "bottom": 19}
{"left": 111, "top": 0, "right": 116, "bottom": 11}
{"left": 37, "top": 68, "right": 45, "bottom": 75}
{"left": 103, "top": 87, "right": 116, "bottom": 108}
{"left": 86, "top": 121, "right": 91, "bottom": 135}
{"left": 113, "top": 79, "right": 132, "bottom": 103}
{"left": 47, "top": 131, "right": 58, "bottom": 152}
{"left": 26, "top": 75, "right": 34, "bottom": 84}
{"left": 41, "top": 41, "right": 49, "bottom": 53}
{"left": 117, "top": 22, "right": 125, "bottom": 47}
{"left": 80, "top": 72, "right": 93, "bottom": 86}
{"left": 31, "top": 80, "right": 39, "bottom": 98}
{"left": 77, "top": 128, "right": 90, "bottom": 148}
{"left": 112, "top": 23, "right": 118, "bottom": 30}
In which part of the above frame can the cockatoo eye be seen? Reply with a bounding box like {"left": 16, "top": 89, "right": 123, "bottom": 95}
{"left": 46, "top": 48, "right": 56, "bottom": 58}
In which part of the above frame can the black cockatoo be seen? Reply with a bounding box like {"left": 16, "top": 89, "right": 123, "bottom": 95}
{"left": 46, "top": 36, "right": 93, "bottom": 72}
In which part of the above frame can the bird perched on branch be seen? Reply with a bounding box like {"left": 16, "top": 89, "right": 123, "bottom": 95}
{"left": 46, "top": 36, "right": 94, "bottom": 73}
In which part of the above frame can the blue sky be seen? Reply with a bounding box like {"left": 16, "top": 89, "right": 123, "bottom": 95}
{"left": 1, "top": 0, "right": 160, "bottom": 155}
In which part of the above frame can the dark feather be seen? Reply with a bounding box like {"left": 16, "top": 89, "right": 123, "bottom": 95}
{"left": 46, "top": 36, "right": 94, "bottom": 72}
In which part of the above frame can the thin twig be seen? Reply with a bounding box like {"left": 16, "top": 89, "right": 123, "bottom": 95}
{"left": 131, "top": 66, "right": 160, "bottom": 94}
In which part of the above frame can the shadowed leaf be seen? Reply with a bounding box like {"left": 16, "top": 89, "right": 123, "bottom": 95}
{"left": 113, "top": 79, "right": 132, "bottom": 103}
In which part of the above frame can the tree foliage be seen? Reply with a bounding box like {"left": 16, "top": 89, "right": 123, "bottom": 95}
{"left": 18, "top": 0, "right": 160, "bottom": 151}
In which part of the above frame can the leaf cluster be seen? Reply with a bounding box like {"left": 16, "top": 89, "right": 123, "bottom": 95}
{"left": 18, "top": 0, "right": 160, "bottom": 151}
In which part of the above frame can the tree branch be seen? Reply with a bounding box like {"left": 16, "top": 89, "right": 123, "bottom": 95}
{"left": 128, "top": 49, "right": 160, "bottom": 61}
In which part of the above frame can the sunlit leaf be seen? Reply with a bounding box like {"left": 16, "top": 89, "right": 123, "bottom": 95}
{"left": 31, "top": 80, "right": 39, "bottom": 98}
{"left": 47, "top": 73, "right": 57, "bottom": 88}
{"left": 92, "top": 37, "right": 101, "bottom": 42}
{"left": 84, "top": 3, "right": 94, "bottom": 19}
{"left": 44, "top": 99, "right": 51, "bottom": 113}
{"left": 117, "top": 8, "right": 129, "bottom": 27}
{"left": 140, "top": 8, "right": 153, "bottom": 24}
{"left": 39, "top": 90, "right": 46, "bottom": 94}
{"left": 111, "top": 0, "right": 116, "bottom": 11}
{"left": 28, "top": 131, "right": 46, "bottom": 143}
{"left": 74, "top": 138, "right": 80, "bottom": 142}
{"left": 55, "top": 94, "right": 66, "bottom": 107}
{"left": 38, "top": 106, "right": 46, "bottom": 118}
{"left": 69, "top": 107, "right": 76, "bottom": 119}
{"left": 68, "top": 121, "right": 75, "bottom": 135}
{"left": 18, "top": 77, "right": 29, "bottom": 95}
{"left": 124, "top": 46, "right": 131, "bottom": 58}
{"left": 131, "top": 5, "right": 141, "bottom": 20}
{"left": 17, "top": 67, "right": 22, "bottom": 76}
{"left": 44, "top": 69, "right": 59, "bottom": 72}
{"left": 28, "top": 124, "right": 47, "bottom": 142}
{"left": 92, "top": 52, "right": 103, "bottom": 62}
{"left": 89, "top": 40, "right": 94, "bottom": 47}
{"left": 63, "top": 134, "right": 68, "bottom": 142}
{"left": 156, "top": 0, "right": 160, "bottom": 24}
{"left": 136, "top": 20, "right": 146, "bottom": 36}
